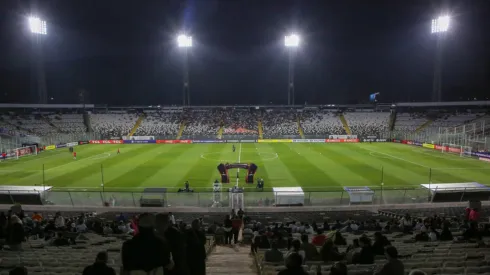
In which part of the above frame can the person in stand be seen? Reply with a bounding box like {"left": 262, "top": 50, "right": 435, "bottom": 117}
{"left": 83, "top": 251, "right": 116, "bottom": 275}
{"left": 73, "top": 151, "right": 77, "bottom": 160}
{"left": 186, "top": 219, "right": 206, "bottom": 275}
{"left": 117, "top": 148, "right": 120, "bottom": 155}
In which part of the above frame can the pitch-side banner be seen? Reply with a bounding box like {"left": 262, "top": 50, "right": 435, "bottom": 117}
{"left": 293, "top": 139, "right": 325, "bottom": 143}
{"left": 328, "top": 135, "right": 358, "bottom": 139}
{"left": 423, "top": 143, "right": 435, "bottom": 149}
{"left": 123, "top": 140, "right": 156, "bottom": 144}
{"left": 89, "top": 140, "right": 124, "bottom": 144}
{"left": 45, "top": 145, "right": 56, "bottom": 150}
{"left": 56, "top": 144, "right": 67, "bottom": 149}
{"left": 122, "top": 136, "right": 155, "bottom": 141}
{"left": 479, "top": 157, "right": 490, "bottom": 163}
{"left": 78, "top": 141, "right": 89, "bottom": 145}
{"left": 66, "top": 142, "right": 78, "bottom": 147}
{"left": 192, "top": 140, "right": 226, "bottom": 143}
{"left": 362, "top": 139, "right": 387, "bottom": 142}
{"left": 240, "top": 140, "right": 256, "bottom": 143}
{"left": 325, "top": 139, "right": 359, "bottom": 143}
{"left": 258, "top": 139, "right": 293, "bottom": 143}
{"left": 155, "top": 140, "right": 192, "bottom": 144}
{"left": 473, "top": 152, "right": 490, "bottom": 158}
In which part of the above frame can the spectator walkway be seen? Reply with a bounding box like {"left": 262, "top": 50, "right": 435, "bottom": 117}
{"left": 206, "top": 245, "right": 257, "bottom": 275}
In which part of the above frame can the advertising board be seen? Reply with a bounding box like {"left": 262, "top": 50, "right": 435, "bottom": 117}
{"left": 122, "top": 136, "right": 155, "bottom": 141}
{"left": 325, "top": 139, "right": 359, "bottom": 143}
{"left": 45, "top": 145, "right": 56, "bottom": 150}
{"left": 56, "top": 144, "right": 67, "bottom": 149}
{"left": 89, "top": 140, "right": 124, "bottom": 144}
{"left": 422, "top": 143, "right": 435, "bottom": 149}
{"left": 78, "top": 141, "right": 89, "bottom": 145}
{"left": 66, "top": 142, "right": 78, "bottom": 147}
{"left": 293, "top": 139, "right": 325, "bottom": 143}
{"left": 258, "top": 139, "right": 293, "bottom": 143}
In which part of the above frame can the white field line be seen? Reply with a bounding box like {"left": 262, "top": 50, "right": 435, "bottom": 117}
{"left": 236, "top": 143, "right": 242, "bottom": 187}
{"left": 360, "top": 146, "right": 431, "bottom": 169}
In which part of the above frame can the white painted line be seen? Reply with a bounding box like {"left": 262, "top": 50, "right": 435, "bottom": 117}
{"left": 360, "top": 146, "right": 430, "bottom": 169}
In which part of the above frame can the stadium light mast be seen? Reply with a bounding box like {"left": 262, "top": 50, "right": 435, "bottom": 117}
{"left": 177, "top": 34, "right": 192, "bottom": 106}
{"left": 431, "top": 15, "right": 450, "bottom": 102}
{"left": 28, "top": 16, "right": 48, "bottom": 104}
{"left": 285, "top": 34, "right": 299, "bottom": 106}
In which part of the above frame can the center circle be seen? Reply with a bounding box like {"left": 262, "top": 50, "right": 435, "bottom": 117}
{"left": 200, "top": 150, "right": 278, "bottom": 162}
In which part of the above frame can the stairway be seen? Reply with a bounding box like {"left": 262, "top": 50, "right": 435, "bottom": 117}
{"left": 415, "top": 119, "right": 433, "bottom": 133}
{"left": 258, "top": 120, "right": 263, "bottom": 139}
{"left": 339, "top": 114, "right": 352, "bottom": 135}
{"left": 217, "top": 121, "right": 224, "bottom": 139}
{"left": 206, "top": 245, "right": 257, "bottom": 275}
{"left": 297, "top": 117, "right": 305, "bottom": 139}
{"left": 389, "top": 111, "right": 397, "bottom": 131}
{"left": 176, "top": 121, "right": 186, "bottom": 140}
{"left": 128, "top": 114, "right": 145, "bottom": 137}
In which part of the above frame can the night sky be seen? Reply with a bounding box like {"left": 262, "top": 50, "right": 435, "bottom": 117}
{"left": 0, "top": 0, "right": 489, "bottom": 106}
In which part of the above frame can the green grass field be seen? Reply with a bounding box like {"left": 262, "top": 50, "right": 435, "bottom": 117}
{"left": 1, "top": 143, "right": 489, "bottom": 206}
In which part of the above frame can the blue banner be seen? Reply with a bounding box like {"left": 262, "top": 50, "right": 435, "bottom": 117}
{"left": 123, "top": 140, "right": 156, "bottom": 144}
{"left": 472, "top": 152, "right": 490, "bottom": 158}
{"left": 56, "top": 144, "right": 67, "bottom": 149}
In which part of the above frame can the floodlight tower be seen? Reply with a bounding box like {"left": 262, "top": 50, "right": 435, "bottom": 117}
{"left": 431, "top": 15, "right": 450, "bottom": 102}
{"left": 28, "top": 16, "right": 48, "bottom": 104}
{"left": 177, "top": 34, "right": 192, "bottom": 106}
{"left": 285, "top": 34, "right": 299, "bottom": 105}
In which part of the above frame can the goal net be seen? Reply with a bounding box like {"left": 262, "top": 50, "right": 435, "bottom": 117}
{"left": 3, "top": 145, "right": 38, "bottom": 160}
{"left": 441, "top": 143, "right": 472, "bottom": 157}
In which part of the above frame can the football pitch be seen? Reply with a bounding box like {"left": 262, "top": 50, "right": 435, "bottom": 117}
{"left": 1, "top": 143, "right": 489, "bottom": 194}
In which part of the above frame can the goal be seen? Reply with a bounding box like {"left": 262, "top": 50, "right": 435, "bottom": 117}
{"left": 441, "top": 143, "right": 472, "bottom": 157}
{"left": 3, "top": 145, "right": 38, "bottom": 160}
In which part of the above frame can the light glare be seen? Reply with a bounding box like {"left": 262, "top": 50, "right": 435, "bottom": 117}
{"left": 29, "top": 16, "right": 47, "bottom": 35}
{"left": 177, "top": 34, "right": 192, "bottom": 47}
{"left": 431, "top": 15, "right": 449, "bottom": 33}
{"left": 285, "top": 34, "right": 300, "bottom": 47}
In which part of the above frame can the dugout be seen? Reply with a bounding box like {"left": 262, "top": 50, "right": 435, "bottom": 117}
{"left": 0, "top": 185, "right": 52, "bottom": 205}
{"left": 139, "top": 188, "right": 166, "bottom": 207}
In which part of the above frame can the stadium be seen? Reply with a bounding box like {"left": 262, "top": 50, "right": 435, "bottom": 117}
{"left": 1, "top": 2, "right": 490, "bottom": 275}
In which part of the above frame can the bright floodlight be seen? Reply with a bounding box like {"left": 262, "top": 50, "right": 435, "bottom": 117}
{"left": 177, "top": 34, "right": 192, "bottom": 47}
{"left": 431, "top": 15, "right": 450, "bottom": 33}
{"left": 29, "top": 16, "right": 47, "bottom": 35}
{"left": 285, "top": 34, "right": 300, "bottom": 47}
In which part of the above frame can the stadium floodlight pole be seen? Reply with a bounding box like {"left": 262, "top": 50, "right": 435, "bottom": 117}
{"left": 28, "top": 16, "right": 48, "bottom": 104}
{"left": 177, "top": 34, "right": 192, "bottom": 106}
{"left": 431, "top": 15, "right": 450, "bottom": 102}
{"left": 285, "top": 34, "right": 299, "bottom": 105}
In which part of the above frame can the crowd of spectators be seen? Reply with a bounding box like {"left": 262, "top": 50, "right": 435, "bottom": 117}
{"left": 181, "top": 109, "right": 222, "bottom": 138}
{"left": 301, "top": 111, "right": 345, "bottom": 137}
{"left": 222, "top": 109, "right": 258, "bottom": 136}
{"left": 91, "top": 112, "right": 139, "bottom": 138}
{"left": 262, "top": 110, "right": 299, "bottom": 138}
{"left": 0, "top": 205, "right": 489, "bottom": 275}
{"left": 47, "top": 114, "right": 87, "bottom": 134}
{"left": 133, "top": 111, "right": 180, "bottom": 137}
{"left": 343, "top": 112, "right": 390, "bottom": 138}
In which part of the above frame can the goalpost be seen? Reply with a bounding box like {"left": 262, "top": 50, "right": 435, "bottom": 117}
{"left": 441, "top": 143, "right": 472, "bottom": 157}
{"left": 3, "top": 145, "right": 38, "bottom": 160}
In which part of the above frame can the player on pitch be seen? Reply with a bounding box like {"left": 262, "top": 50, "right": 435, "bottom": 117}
{"left": 232, "top": 144, "right": 236, "bottom": 153}
{"left": 117, "top": 148, "right": 120, "bottom": 155}
{"left": 73, "top": 151, "right": 77, "bottom": 160}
